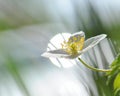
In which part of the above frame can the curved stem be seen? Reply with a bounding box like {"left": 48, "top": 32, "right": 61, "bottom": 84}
{"left": 78, "top": 57, "right": 111, "bottom": 72}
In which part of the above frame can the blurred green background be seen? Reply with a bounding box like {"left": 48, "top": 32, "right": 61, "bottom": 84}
{"left": 0, "top": 0, "right": 120, "bottom": 96}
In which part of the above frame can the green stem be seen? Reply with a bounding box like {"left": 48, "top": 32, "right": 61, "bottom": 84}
{"left": 78, "top": 57, "right": 111, "bottom": 72}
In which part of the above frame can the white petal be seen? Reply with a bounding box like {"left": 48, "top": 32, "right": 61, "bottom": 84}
{"left": 42, "top": 49, "right": 80, "bottom": 59}
{"left": 50, "top": 33, "right": 71, "bottom": 49}
{"left": 41, "top": 49, "right": 70, "bottom": 58}
{"left": 81, "top": 34, "right": 107, "bottom": 54}
{"left": 72, "top": 31, "right": 85, "bottom": 37}
{"left": 68, "top": 31, "right": 85, "bottom": 42}
{"left": 49, "top": 57, "right": 77, "bottom": 68}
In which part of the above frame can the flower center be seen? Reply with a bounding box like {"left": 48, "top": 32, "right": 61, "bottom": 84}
{"left": 61, "top": 35, "right": 85, "bottom": 55}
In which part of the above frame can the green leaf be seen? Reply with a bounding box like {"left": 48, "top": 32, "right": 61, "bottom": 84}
{"left": 114, "top": 88, "right": 120, "bottom": 96}
{"left": 106, "top": 54, "right": 120, "bottom": 96}
{"left": 111, "top": 54, "right": 120, "bottom": 67}
{"left": 114, "top": 73, "right": 120, "bottom": 90}
{"left": 107, "top": 54, "right": 120, "bottom": 85}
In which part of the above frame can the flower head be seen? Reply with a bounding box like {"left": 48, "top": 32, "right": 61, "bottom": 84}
{"left": 42, "top": 31, "right": 107, "bottom": 59}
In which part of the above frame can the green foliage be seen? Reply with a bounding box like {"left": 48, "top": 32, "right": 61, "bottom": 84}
{"left": 114, "top": 73, "right": 120, "bottom": 96}
{"left": 107, "top": 54, "right": 120, "bottom": 96}
{"left": 0, "top": 20, "right": 17, "bottom": 31}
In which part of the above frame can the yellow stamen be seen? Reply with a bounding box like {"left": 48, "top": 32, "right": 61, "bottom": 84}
{"left": 61, "top": 36, "right": 85, "bottom": 55}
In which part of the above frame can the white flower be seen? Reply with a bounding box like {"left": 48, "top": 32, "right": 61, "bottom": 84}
{"left": 42, "top": 31, "right": 107, "bottom": 59}
{"left": 41, "top": 31, "right": 107, "bottom": 68}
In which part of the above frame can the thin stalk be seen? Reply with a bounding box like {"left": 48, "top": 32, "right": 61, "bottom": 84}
{"left": 78, "top": 57, "right": 111, "bottom": 72}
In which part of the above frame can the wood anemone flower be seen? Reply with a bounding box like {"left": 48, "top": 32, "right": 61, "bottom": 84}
{"left": 41, "top": 31, "right": 107, "bottom": 59}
